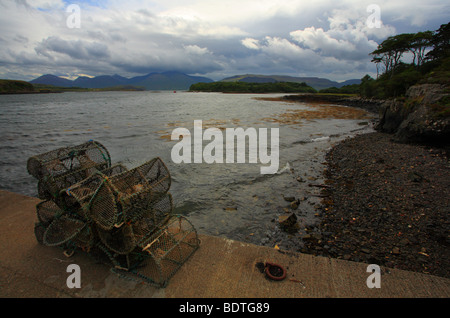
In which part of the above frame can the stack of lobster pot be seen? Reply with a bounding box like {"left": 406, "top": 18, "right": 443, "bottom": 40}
{"left": 27, "top": 140, "right": 199, "bottom": 287}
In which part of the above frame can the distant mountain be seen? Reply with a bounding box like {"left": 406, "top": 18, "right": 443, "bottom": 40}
{"left": 128, "top": 71, "right": 214, "bottom": 90}
{"left": 29, "top": 72, "right": 360, "bottom": 91}
{"left": 221, "top": 74, "right": 361, "bottom": 90}
{"left": 30, "top": 71, "right": 214, "bottom": 90}
{"left": 30, "top": 74, "right": 74, "bottom": 87}
{"left": 339, "top": 79, "right": 362, "bottom": 86}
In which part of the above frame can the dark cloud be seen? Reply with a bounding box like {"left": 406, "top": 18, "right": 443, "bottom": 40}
{"left": 0, "top": 0, "right": 449, "bottom": 81}
{"left": 35, "top": 36, "right": 110, "bottom": 60}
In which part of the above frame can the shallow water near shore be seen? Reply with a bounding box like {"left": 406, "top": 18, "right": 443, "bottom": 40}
{"left": 0, "top": 91, "right": 376, "bottom": 250}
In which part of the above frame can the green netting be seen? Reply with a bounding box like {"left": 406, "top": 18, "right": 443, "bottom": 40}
{"left": 34, "top": 222, "right": 46, "bottom": 245}
{"left": 97, "top": 223, "right": 137, "bottom": 255}
{"left": 121, "top": 215, "right": 200, "bottom": 287}
{"left": 108, "top": 157, "right": 171, "bottom": 214}
{"left": 27, "top": 141, "right": 198, "bottom": 288}
{"left": 131, "top": 193, "right": 173, "bottom": 238}
{"left": 27, "top": 140, "right": 111, "bottom": 180}
{"left": 43, "top": 215, "right": 87, "bottom": 247}
{"left": 36, "top": 199, "right": 62, "bottom": 226}
{"left": 72, "top": 224, "right": 96, "bottom": 251}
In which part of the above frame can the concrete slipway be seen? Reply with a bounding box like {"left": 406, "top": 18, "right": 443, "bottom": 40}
{"left": 0, "top": 190, "right": 449, "bottom": 299}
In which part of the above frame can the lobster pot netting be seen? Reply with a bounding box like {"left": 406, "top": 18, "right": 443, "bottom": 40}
{"left": 116, "top": 215, "right": 200, "bottom": 287}
{"left": 43, "top": 214, "right": 86, "bottom": 247}
{"left": 97, "top": 223, "right": 137, "bottom": 255}
{"left": 95, "top": 192, "right": 173, "bottom": 255}
{"left": 109, "top": 157, "right": 171, "bottom": 213}
{"left": 34, "top": 199, "right": 64, "bottom": 245}
{"left": 37, "top": 168, "right": 92, "bottom": 202}
{"left": 28, "top": 142, "right": 199, "bottom": 287}
{"left": 27, "top": 140, "right": 111, "bottom": 180}
{"left": 36, "top": 199, "right": 62, "bottom": 227}
{"left": 59, "top": 164, "right": 129, "bottom": 225}
{"left": 62, "top": 158, "right": 171, "bottom": 231}
{"left": 71, "top": 224, "right": 96, "bottom": 251}
{"left": 128, "top": 192, "right": 173, "bottom": 231}
{"left": 37, "top": 162, "right": 126, "bottom": 206}
{"left": 28, "top": 141, "right": 112, "bottom": 203}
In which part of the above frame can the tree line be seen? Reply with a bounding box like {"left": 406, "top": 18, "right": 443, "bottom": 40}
{"left": 189, "top": 81, "right": 317, "bottom": 93}
{"left": 360, "top": 22, "right": 449, "bottom": 98}
{"left": 370, "top": 23, "right": 449, "bottom": 78}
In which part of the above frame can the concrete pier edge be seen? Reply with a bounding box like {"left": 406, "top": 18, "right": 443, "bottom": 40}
{"left": 1, "top": 190, "right": 449, "bottom": 299}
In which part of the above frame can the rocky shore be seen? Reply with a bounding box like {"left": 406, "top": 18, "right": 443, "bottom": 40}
{"left": 281, "top": 93, "right": 384, "bottom": 114}
{"left": 301, "top": 132, "right": 449, "bottom": 279}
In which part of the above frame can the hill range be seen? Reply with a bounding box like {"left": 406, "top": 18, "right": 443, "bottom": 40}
{"left": 221, "top": 74, "right": 360, "bottom": 90}
{"left": 29, "top": 72, "right": 360, "bottom": 91}
{"left": 29, "top": 71, "right": 214, "bottom": 91}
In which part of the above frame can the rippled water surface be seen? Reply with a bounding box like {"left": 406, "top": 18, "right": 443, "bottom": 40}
{"left": 0, "top": 91, "right": 375, "bottom": 249}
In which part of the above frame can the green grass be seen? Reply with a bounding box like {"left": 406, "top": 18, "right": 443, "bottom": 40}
{"left": 0, "top": 79, "right": 35, "bottom": 93}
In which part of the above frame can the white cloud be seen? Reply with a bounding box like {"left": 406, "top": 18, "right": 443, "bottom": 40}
{"left": 291, "top": 27, "right": 355, "bottom": 56}
{"left": 235, "top": 7, "right": 395, "bottom": 79}
{"left": 25, "top": 0, "right": 65, "bottom": 10}
{"left": 183, "top": 44, "right": 210, "bottom": 55}
{"left": 0, "top": 0, "right": 448, "bottom": 81}
{"left": 289, "top": 7, "right": 397, "bottom": 61}
{"left": 241, "top": 38, "right": 260, "bottom": 50}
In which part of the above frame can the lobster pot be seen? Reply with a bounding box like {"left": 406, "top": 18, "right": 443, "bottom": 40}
{"left": 36, "top": 200, "right": 63, "bottom": 227}
{"left": 34, "top": 223, "right": 47, "bottom": 245}
{"left": 27, "top": 140, "right": 111, "bottom": 181}
{"left": 60, "top": 164, "right": 129, "bottom": 215}
{"left": 89, "top": 243, "right": 144, "bottom": 272}
{"left": 128, "top": 192, "right": 173, "bottom": 232}
{"left": 67, "top": 174, "right": 118, "bottom": 229}
{"left": 72, "top": 224, "right": 96, "bottom": 251}
{"left": 123, "top": 215, "right": 200, "bottom": 287}
{"left": 97, "top": 223, "right": 137, "bottom": 255}
{"left": 108, "top": 157, "right": 171, "bottom": 216}
{"left": 43, "top": 214, "right": 87, "bottom": 247}
{"left": 37, "top": 164, "right": 105, "bottom": 203}
{"left": 63, "top": 158, "right": 171, "bottom": 230}
{"left": 27, "top": 142, "right": 200, "bottom": 289}
{"left": 34, "top": 200, "right": 64, "bottom": 244}
{"left": 95, "top": 192, "right": 174, "bottom": 256}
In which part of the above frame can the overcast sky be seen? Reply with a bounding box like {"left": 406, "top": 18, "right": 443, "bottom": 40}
{"left": 0, "top": 0, "right": 449, "bottom": 82}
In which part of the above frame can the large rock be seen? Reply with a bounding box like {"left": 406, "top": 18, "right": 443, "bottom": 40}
{"left": 376, "top": 84, "right": 450, "bottom": 144}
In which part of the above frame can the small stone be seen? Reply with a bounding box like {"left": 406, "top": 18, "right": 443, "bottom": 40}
{"left": 278, "top": 213, "right": 298, "bottom": 228}
{"left": 312, "top": 233, "right": 323, "bottom": 240}
{"left": 283, "top": 195, "right": 296, "bottom": 202}
{"left": 392, "top": 247, "right": 400, "bottom": 255}
{"left": 290, "top": 200, "right": 299, "bottom": 210}
{"left": 399, "top": 238, "right": 409, "bottom": 246}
